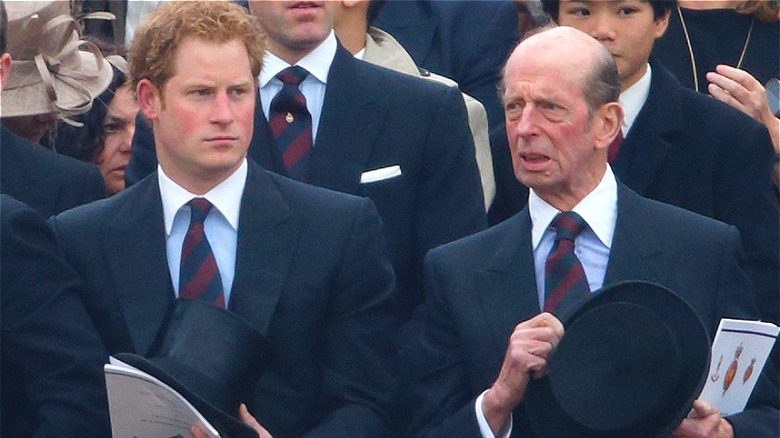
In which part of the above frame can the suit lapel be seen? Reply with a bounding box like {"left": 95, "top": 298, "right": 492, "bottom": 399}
{"left": 613, "top": 60, "right": 682, "bottom": 194}
{"left": 105, "top": 175, "right": 175, "bottom": 355}
{"left": 477, "top": 212, "right": 541, "bottom": 356}
{"left": 307, "top": 44, "right": 387, "bottom": 194}
{"left": 603, "top": 183, "right": 669, "bottom": 286}
{"left": 228, "top": 163, "right": 302, "bottom": 336}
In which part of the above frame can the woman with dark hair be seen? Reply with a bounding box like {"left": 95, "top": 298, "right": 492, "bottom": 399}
{"left": 56, "top": 48, "right": 138, "bottom": 196}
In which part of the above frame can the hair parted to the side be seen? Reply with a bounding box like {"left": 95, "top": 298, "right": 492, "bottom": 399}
{"left": 127, "top": 1, "right": 265, "bottom": 95}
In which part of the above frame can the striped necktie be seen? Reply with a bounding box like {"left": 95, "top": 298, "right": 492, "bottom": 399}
{"left": 269, "top": 66, "right": 312, "bottom": 181}
{"left": 179, "top": 198, "right": 225, "bottom": 308}
{"left": 543, "top": 211, "right": 590, "bottom": 318}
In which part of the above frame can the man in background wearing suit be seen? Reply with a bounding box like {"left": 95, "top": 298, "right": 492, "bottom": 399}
{"left": 127, "top": 0, "right": 487, "bottom": 325}
{"left": 51, "top": 3, "right": 396, "bottom": 436}
{"left": 333, "top": 0, "right": 496, "bottom": 210}
{"left": 403, "top": 26, "right": 778, "bottom": 438}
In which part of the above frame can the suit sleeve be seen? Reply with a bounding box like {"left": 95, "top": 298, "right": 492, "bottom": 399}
{"left": 302, "top": 198, "right": 397, "bottom": 438}
{"left": 0, "top": 196, "right": 111, "bottom": 438}
{"left": 401, "top": 251, "right": 485, "bottom": 438}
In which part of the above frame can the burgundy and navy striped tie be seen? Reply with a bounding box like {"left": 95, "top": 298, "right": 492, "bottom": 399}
{"left": 543, "top": 211, "right": 590, "bottom": 318}
{"left": 179, "top": 198, "right": 225, "bottom": 308}
{"left": 269, "top": 66, "right": 312, "bottom": 181}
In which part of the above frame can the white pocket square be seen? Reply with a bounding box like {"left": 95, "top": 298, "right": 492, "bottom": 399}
{"left": 360, "top": 165, "right": 402, "bottom": 184}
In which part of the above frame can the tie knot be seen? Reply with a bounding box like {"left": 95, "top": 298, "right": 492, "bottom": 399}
{"left": 552, "top": 211, "right": 587, "bottom": 242}
{"left": 188, "top": 198, "right": 213, "bottom": 223}
{"left": 277, "top": 66, "right": 309, "bottom": 86}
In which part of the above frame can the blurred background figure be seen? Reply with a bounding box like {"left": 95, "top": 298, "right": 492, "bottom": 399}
{"left": 0, "top": 0, "right": 114, "bottom": 145}
{"left": 653, "top": 0, "right": 780, "bottom": 186}
{"left": 55, "top": 40, "right": 137, "bottom": 196}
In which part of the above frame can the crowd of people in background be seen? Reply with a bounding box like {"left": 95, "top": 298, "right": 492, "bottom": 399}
{"left": 0, "top": 1, "right": 778, "bottom": 437}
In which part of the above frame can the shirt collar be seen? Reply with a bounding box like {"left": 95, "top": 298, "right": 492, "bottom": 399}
{"left": 259, "top": 30, "right": 336, "bottom": 88}
{"left": 158, "top": 159, "right": 248, "bottom": 236}
{"left": 619, "top": 64, "right": 652, "bottom": 135}
{"left": 529, "top": 165, "right": 618, "bottom": 249}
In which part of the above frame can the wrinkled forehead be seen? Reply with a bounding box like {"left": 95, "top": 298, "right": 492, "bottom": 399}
{"left": 504, "top": 50, "right": 588, "bottom": 99}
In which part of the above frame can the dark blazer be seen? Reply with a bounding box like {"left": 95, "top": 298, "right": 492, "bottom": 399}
{"left": 373, "top": 0, "right": 519, "bottom": 131}
{"left": 0, "top": 125, "right": 105, "bottom": 218}
{"left": 402, "top": 183, "right": 779, "bottom": 438}
{"left": 126, "top": 44, "right": 487, "bottom": 321}
{"left": 1, "top": 195, "right": 110, "bottom": 438}
{"left": 50, "top": 161, "right": 397, "bottom": 438}
{"left": 488, "top": 60, "right": 779, "bottom": 324}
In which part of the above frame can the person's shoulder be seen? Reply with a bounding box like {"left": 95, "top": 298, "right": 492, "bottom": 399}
{"left": 428, "top": 212, "right": 524, "bottom": 266}
{"left": 624, "top": 187, "right": 736, "bottom": 239}
{"left": 266, "top": 170, "right": 375, "bottom": 216}
{"left": 349, "top": 52, "right": 455, "bottom": 97}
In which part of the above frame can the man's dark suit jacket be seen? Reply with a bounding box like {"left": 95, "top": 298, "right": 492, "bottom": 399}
{"left": 0, "top": 125, "right": 105, "bottom": 218}
{"left": 402, "top": 183, "right": 779, "bottom": 438}
{"left": 126, "top": 44, "right": 487, "bottom": 321}
{"left": 373, "top": 0, "right": 519, "bottom": 131}
{"left": 51, "top": 161, "right": 397, "bottom": 438}
{"left": 1, "top": 195, "right": 110, "bottom": 438}
{"left": 488, "top": 60, "right": 780, "bottom": 324}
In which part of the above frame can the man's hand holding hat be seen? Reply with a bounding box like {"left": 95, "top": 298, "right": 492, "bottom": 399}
{"left": 482, "top": 312, "right": 564, "bottom": 436}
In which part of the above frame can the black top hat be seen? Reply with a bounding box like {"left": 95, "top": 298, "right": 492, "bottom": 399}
{"left": 116, "top": 299, "right": 272, "bottom": 438}
{"left": 525, "top": 281, "right": 710, "bottom": 438}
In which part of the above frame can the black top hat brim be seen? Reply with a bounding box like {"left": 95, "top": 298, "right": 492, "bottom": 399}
{"left": 525, "top": 281, "right": 710, "bottom": 438}
{"left": 115, "top": 352, "right": 259, "bottom": 438}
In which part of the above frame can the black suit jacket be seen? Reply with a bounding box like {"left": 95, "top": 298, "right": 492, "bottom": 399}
{"left": 51, "top": 161, "right": 397, "bottom": 437}
{"left": 126, "top": 44, "right": 487, "bottom": 321}
{"left": 488, "top": 61, "right": 779, "bottom": 324}
{"left": 373, "top": 0, "right": 519, "bottom": 131}
{"left": 1, "top": 195, "right": 110, "bottom": 438}
{"left": 402, "top": 183, "right": 779, "bottom": 437}
{"left": 0, "top": 126, "right": 105, "bottom": 218}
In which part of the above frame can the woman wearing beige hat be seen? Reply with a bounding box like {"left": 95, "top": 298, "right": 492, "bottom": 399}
{"left": 0, "top": 0, "right": 113, "bottom": 144}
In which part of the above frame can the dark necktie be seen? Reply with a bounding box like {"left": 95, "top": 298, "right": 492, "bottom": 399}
{"left": 543, "top": 211, "right": 590, "bottom": 317}
{"left": 607, "top": 129, "right": 624, "bottom": 163}
{"left": 269, "top": 66, "right": 312, "bottom": 181}
{"left": 179, "top": 198, "right": 225, "bottom": 308}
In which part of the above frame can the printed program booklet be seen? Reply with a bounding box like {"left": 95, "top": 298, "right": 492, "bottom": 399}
{"left": 104, "top": 356, "right": 220, "bottom": 438}
{"left": 698, "top": 318, "right": 779, "bottom": 415}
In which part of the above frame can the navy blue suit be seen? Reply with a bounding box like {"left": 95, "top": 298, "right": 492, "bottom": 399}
{"left": 488, "top": 61, "right": 779, "bottom": 324}
{"left": 373, "top": 0, "right": 519, "bottom": 131}
{"left": 402, "top": 183, "right": 779, "bottom": 437}
{"left": 126, "top": 44, "right": 487, "bottom": 321}
{"left": 1, "top": 195, "right": 110, "bottom": 438}
{"left": 51, "top": 161, "right": 397, "bottom": 438}
{"left": 1, "top": 125, "right": 105, "bottom": 218}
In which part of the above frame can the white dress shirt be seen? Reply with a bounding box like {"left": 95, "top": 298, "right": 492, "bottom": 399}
{"left": 476, "top": 166, "right": 619, "bottom": 438}
{"left": 259, "top": 31, "right": 337, "bottom": 144}
{"left": 158, "top": 160, "right": 247, "bottom": 306}
{"left": 619, "top": 64, "right": 652, "bottom": 136}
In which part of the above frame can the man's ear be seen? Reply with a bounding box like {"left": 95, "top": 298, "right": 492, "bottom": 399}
{"left": 0, "top": 53, "right": 11, "bottom": 89}
{"left": 592, "top": 102, "right": 623, "bottom": 151}
{"left": 136, "top": 79, "right": 161, "bottom": 121}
